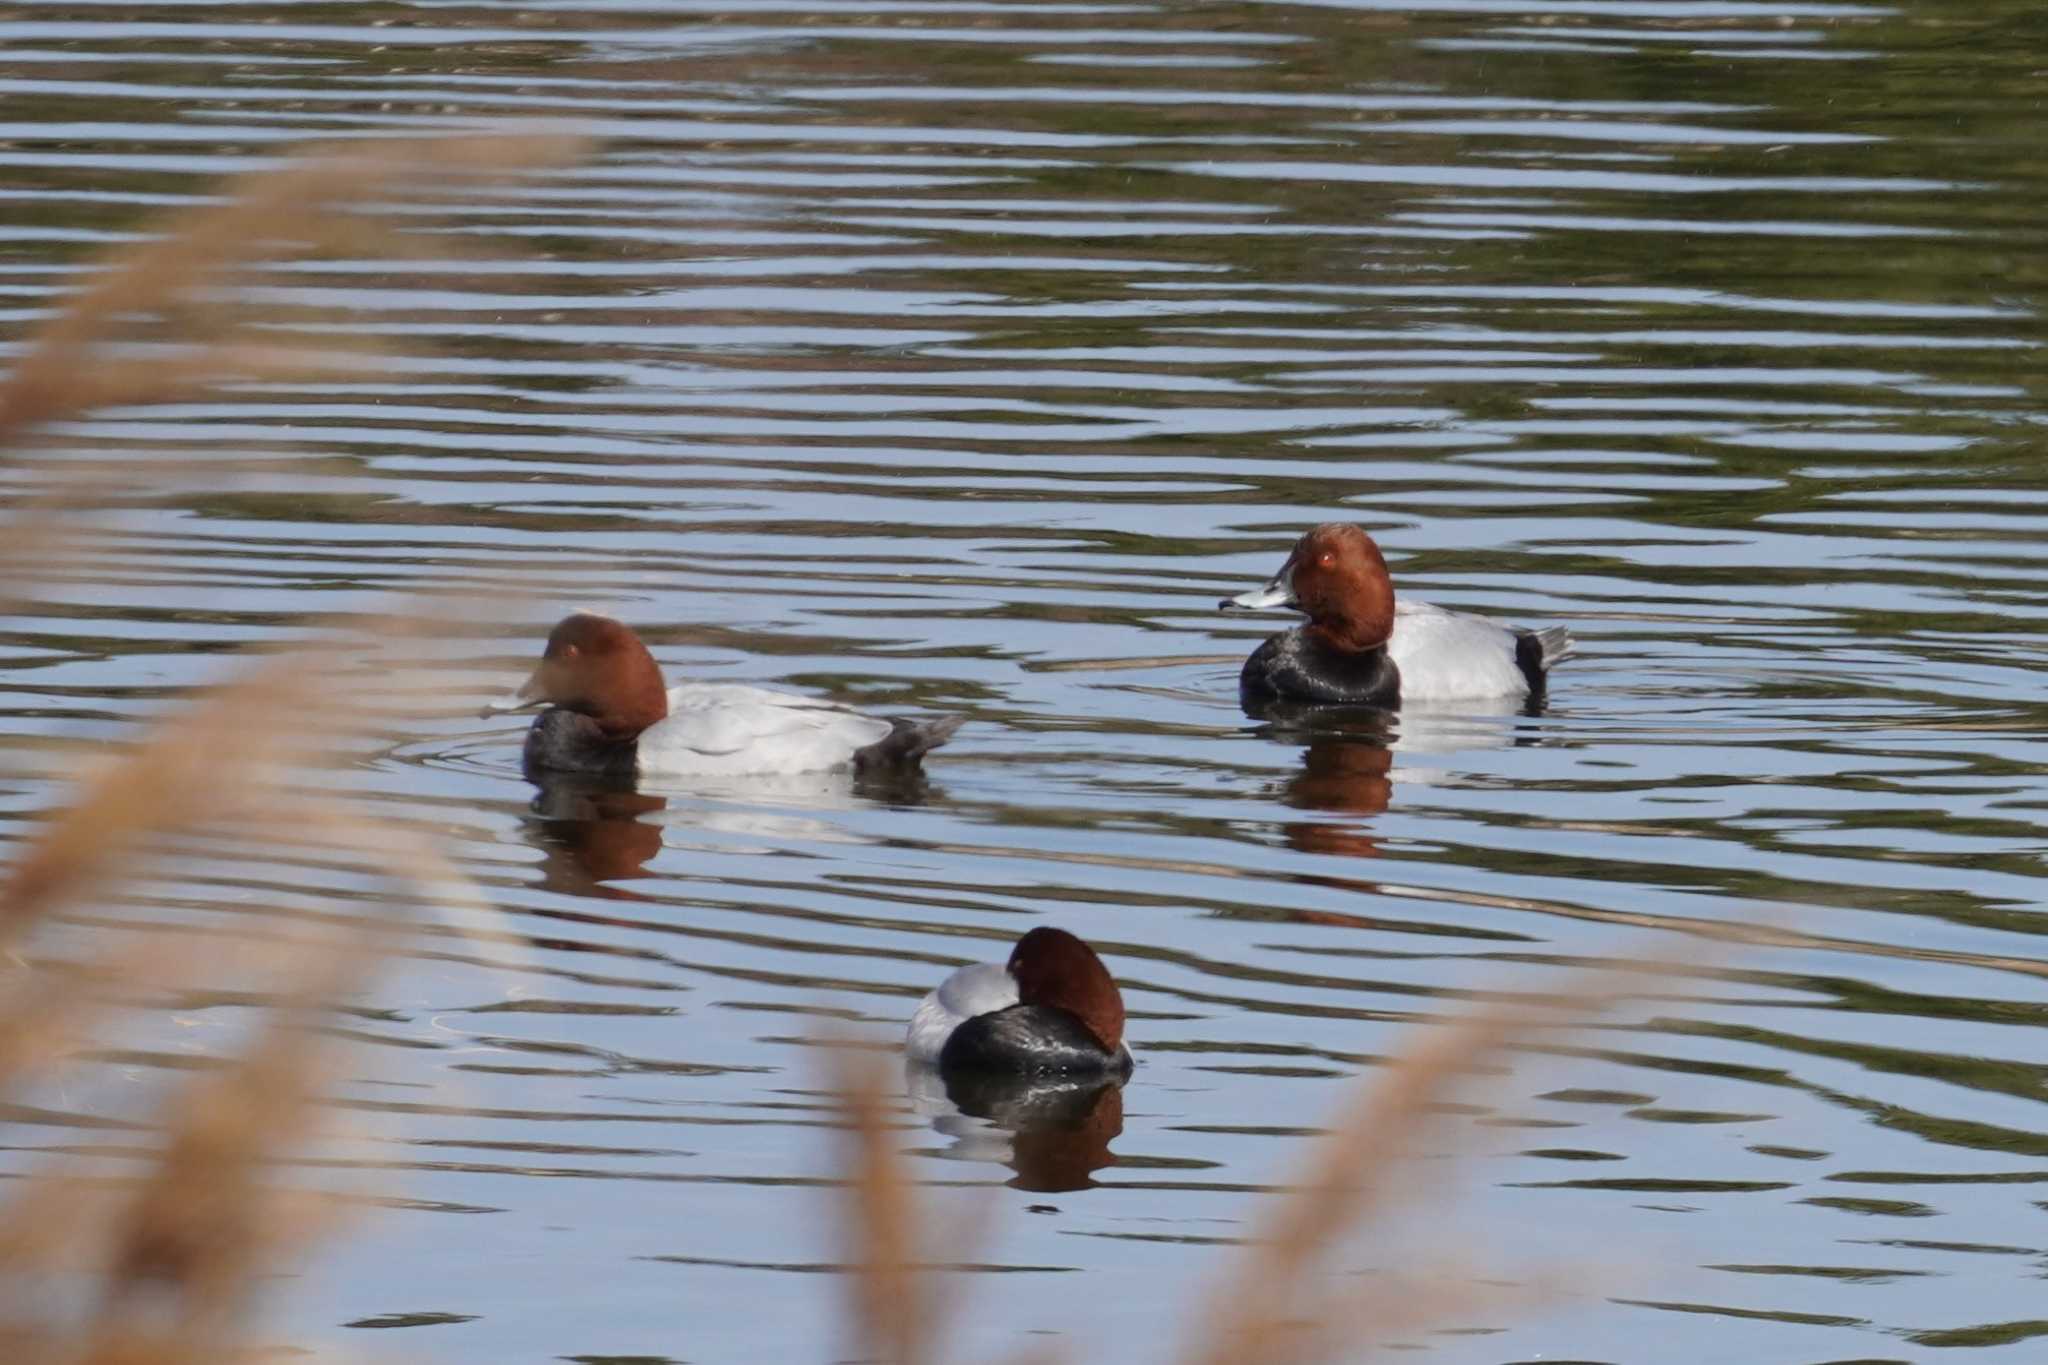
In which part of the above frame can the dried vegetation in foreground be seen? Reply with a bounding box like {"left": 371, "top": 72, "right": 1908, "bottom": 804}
{"left": 0, "top": 132, "right": 573, "bottom": 1365}
{"left": 4, "top": 126, "right": 1602, "bottom": 1365}
{"left": 831, "top": 988, "right": 1591, "bottom": 1365}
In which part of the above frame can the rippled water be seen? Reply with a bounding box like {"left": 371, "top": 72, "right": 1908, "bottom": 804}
{"left": 6, "top": 0, "right": 2048, "bottom": 1360}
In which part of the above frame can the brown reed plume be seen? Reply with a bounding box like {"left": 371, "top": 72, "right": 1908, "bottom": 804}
{"left": 0, "top": 130, "right": 581, "bottom": 446}
{"left": 0, "top": 130, "right": 576, "bottom": 1365}
{"left": 833, "top": 989, "right": 1596, "bottom": 1365}
{"left": 0, "top": 652, "right": 326, "bottom": 943}
{"left": 1176, "top": 1002, "right": 1550, "bottom": 1365}
{"left": 834, "top": 1047, "right": 945, "bottom": 1365}
{"left": 0, "top": 624, "right": 521, "bottom": 1361}
{"left": 0, "top": 622, "right": 487, "bottom": 1365}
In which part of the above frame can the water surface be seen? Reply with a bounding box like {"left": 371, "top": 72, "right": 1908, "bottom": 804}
{"left": 4, "top": 0, "right": 2048, "bottom": 1360}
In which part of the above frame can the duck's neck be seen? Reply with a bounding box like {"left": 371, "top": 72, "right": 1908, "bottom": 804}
{"left": 594, "top": 648, "right": 669, "bottom": 740}
{"left": 1306, "top": 616, "right": 1388, "bottom": 654}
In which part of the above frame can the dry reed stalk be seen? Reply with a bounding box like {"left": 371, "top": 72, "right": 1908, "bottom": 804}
{"left": 0, "top": 127, "right": 574, "bottom": 1365}
{"left": 0, "top": 928, "right": 243, "bottom": 1109}
{"left": 1176, "top": 1000, "right": 1579, "bottom": 1365}
{"left": 0, "top": 599, "right": 520, "bottom": 950}
{"left": 0, "top": 130, "right": 582, "bottom": 446}
{"left": 835, "top": 1047, "right": 937, "bottom": 1365}
{"left": 0, "top": 651, "right": 333, "bottom": 942}
{"left": 0, "top": 940, "right": 379, "bottom": 1365}
{"left": 0, "top": 131, "right": 577, "bottom": 620}
{"left": 830, "top": 1052, "right": 1040, "bottom": 1365}
{"left": 0, "top": 836, "right": 390, "bottom": 1363}
{"left": 0, "top": 627, "right": 502, "bottom": 1365}
{"left": 0, "top": 610, "right": 499, "bottom": 1357}
{"left": 829, "top": 991, "right": 1608, "bottom": 1365}
{"left": 95, "top": 939, "right": 376, "bottom": 1347}
{"left": 0, "top": 127, "right": 576, "bottom": 948}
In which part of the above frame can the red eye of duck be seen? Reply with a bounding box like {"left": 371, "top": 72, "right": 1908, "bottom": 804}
{"left": 1318, "top": 552, "right": 1335, "bottom": 567}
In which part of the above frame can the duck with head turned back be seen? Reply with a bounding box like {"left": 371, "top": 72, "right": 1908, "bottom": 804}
{"left": 485, "top": 612, "right": 963, "bottom": 780}
{"left": 1220, "top": 523, "right": 1573, "bottom": 709}
{"left": 907, "top": 927, "right": 1132, "bottom": 1077}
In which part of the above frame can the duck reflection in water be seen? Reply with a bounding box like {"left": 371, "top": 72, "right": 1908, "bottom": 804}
{"left": 906, "top": 1062, "right": 1125, "bottom": 1193}
{"left": 518, "top": 753, "right": 946, "bottom": 896}
{"left": 1249, "top": 701, "right": 1398, "bottom": 860}
{"left": 525, "top": 771, "right": 669, "bottom": 896}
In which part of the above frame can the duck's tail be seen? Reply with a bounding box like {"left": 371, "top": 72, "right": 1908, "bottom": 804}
{"left": 854, "top": 714, "right": 965, "bottom": 772}
{"left": 1514, "top": 626, "right": 1575, "bottom": 690}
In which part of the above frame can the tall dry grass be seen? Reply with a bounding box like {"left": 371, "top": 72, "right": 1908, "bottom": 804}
{"left": 0, "top": 132, "right": 579, "bottom": 445}
{"left": 0, "top": 131, "right": 574, "bottom": 1365}
{"left": 831, "top": 991, "right": 1596, "bottom": 1365}
{"left": 836, "top": 1050, "right": 944, "bottom": 1365}
{"left": 3, "top": 124, "right": 1609, "bottom": 1365}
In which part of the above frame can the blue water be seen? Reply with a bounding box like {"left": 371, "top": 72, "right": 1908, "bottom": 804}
{"left": 4, "top": 0, "right": 2048, "bottom": 1360}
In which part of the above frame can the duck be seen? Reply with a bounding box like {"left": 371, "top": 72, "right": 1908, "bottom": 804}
{"left": 1219, "top": 523, "right": 1572, "bottom": 708}
{"left": 906, "top": 927, "right": 1133, "bottom": 1076}
{"left": 484, "top": 612, "right": 964, "bottom": 779}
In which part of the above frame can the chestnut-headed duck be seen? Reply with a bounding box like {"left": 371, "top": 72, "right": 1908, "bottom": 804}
{"left": 1220, "top": 523, "right": 1573, "bottom": 708}
{"left": 485, "top": 612, "right": 964, "bottom": 779}
{"left": 906, "top": 927, "right": 1133, "bottom": 1077}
